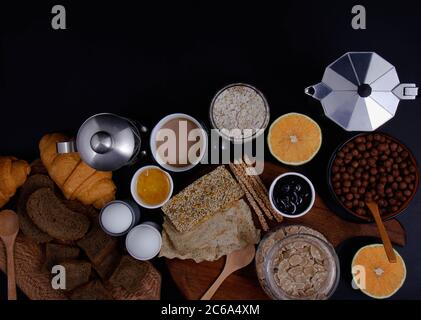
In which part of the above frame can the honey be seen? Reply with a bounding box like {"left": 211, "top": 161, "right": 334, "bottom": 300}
{"left": 137, "top": 168, "right": 171, "bottom": 206}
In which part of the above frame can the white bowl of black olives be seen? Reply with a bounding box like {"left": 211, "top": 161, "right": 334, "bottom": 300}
{"left": 269, "top": 172, "right": 315, "bottom": 219}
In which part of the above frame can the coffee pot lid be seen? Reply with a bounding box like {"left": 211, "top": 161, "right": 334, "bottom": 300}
{"left": 76, "top": 113, "right": 139, "bottom": 171}
{"left": 305, "top": 52, "right": 418, "bottom": 131}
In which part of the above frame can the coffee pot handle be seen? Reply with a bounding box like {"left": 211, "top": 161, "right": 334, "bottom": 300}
{"left": 56, "top": 141, "right": 77, "bottom": 154}
{"left": 392, "top": 83, "right": 418, "bottom": 100}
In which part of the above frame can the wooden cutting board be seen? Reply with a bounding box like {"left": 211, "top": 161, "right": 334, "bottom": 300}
{"left": 166, "top": 162, "right": 406, "bottom": 300}
{"left": 0, "top": 234, "right": 162, "bottom": 300}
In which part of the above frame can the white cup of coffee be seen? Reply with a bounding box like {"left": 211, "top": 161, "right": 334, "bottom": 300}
{"left": 150, "top": 113, "right": 207, "bottom": 172}
{"left": 125, "top": 222, "right": 162, "bottom": 261}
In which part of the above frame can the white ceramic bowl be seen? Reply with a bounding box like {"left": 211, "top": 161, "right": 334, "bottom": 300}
{"left": 269, "top": 172, "right": 315, "bottom": 219}
{"left": 130, "top": 165, "right": 173, "bottom": 209}
{"left": 150, "top": 113, "right": 208, "bottom": 172}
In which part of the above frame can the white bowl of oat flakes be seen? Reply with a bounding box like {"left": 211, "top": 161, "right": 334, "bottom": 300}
{"left": 210, "top": 83, "right": 270, "bottom": 143}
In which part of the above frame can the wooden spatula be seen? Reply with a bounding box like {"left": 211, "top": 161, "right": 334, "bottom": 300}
{"left": 201, "top": 245, "right": 256, "bottom": 300}
{"left": 366, "top": 202, "right": 397, "bottom": 263}
{"left": 0, "top": 210, "right": 20, "bottom": 300}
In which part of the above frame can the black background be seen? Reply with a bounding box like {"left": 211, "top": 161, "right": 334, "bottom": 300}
{"left": 1, "top": 0, "right": 421, "bottom": 300}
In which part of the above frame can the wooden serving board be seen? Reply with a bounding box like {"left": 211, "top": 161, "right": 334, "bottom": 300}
{"left": 0, "top": 235, "right": 162, "bottom": 300}
{"left": 166, "top": 162, "right": 406, "bottom": 300}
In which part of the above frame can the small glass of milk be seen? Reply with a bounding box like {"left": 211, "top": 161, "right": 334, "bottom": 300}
{"left": 125, "top": 222, "right": 162, "bottom": 261}
{"left": 99, "top": 200, "right": 140, "bottom": 236}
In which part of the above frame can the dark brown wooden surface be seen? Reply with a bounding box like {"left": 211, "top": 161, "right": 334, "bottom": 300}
{"left": 166, "top": 162, "right": 407, "bottom": 300}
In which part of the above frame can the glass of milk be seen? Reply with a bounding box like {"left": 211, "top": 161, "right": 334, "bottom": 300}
{"left": 99, "top": 200, "right": 140, "bottom": 236}
{"left": 125, "top": 222, "right": 162, "bottom": 261}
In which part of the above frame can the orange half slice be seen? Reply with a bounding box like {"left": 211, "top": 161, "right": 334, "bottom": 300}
{"left": 268, "top": 113, "right": 322, "bottom": 165}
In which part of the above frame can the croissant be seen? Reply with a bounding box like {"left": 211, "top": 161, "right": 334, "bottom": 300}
{"left": 39, "top": 133, "right": 116, "bottom": 209}
{"left": 0, "top": 156, "right": 31, "bottom": 208}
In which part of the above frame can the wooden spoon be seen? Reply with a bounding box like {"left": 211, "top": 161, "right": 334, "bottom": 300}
{"left": 366, "top": 202, "right": 397, "bottom": 263}
{"left": 0, "top": 210, "right": 20, "bottom": 300}
{"left": 201, "top": 245, "right": 256, "bottom": 300}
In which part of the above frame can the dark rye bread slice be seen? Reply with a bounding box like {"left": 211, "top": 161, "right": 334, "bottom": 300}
{"left": 62, "top": 198, "right": 98, "bottom": 219}
{"left": 70, "top": 280, "right": 113, "bottom": 300}
{"left": 17, "top": 174, "right": 54, "bottom": 243}
{"left": 30, "top": 159, "right": 98, "bottom": 218}
{"left": 27, "top": 188, "right": 90, "bottom": 241}
{"left": 44, "top": 243, "right": 80, "bottom": 271}
{"left": 77, "top": 222, "right": 117, "bottom": 266}
{"left": 59, "top": 260, "right": 91, "bottom": 291}
{"left": 30, "top": 159, "right": 49, "bottom": 176}
{"left": 108, "top": 255, "right": 150, "bottom": 294}
{"left": 93, "top": 247, "right": 121, "bottom": 280}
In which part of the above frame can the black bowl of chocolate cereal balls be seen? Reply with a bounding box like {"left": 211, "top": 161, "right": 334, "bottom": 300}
{"left": 328, "top": 133, "right": 419, "bottom": 222}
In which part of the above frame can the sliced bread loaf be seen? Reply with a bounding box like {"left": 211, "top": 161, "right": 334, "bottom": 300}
{"left": 59, "top": 260, "right": 91, "bottom": 291}
{"left": 44, "top": 243, "right": 80, "bottom": 271}
{"left": 62, "top": 198, "right": 98, "bottom": 219}
{"left": 17, "top": 174, "right": 54, "bottom": 243}
{"left": 93, "top": 248, "right": 121, "bottom": 280}
{"left": 30, "top": 159, "right": 48, "bottom": 176}
{"left": 27, "top": 188, "right": 90, "bottom": 241}
{"left": 108, "top": 256, "right": 149, "bottom": 294}
{"left": 70, "top": 280, "right": 112, "bottom": 300}
{"left": 77, "top": 222, "right": 117, "bottom": 265}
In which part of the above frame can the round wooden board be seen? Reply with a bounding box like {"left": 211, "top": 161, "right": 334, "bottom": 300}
{"left": 166, "top": 162, "right": 406, "bottom": 300}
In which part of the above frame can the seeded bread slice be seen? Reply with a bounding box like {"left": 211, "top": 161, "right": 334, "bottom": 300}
{"left": 27, "top": 188, "right": 90, "bottom": 241}
{"left": 108, "top": 256, "right": 149, "bottom": 294}
{"left": 162, "top": 166, "right": 244, "bottom": 232}
{"left": 70, "top": 280, "right": 112, "bottom": 300}
{"left": 59, "top": 260, "right": 91, "bottom": 291}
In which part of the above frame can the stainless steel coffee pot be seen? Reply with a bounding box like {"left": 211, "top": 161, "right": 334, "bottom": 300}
{"left": 57, "top": 113, "right": 147, "bottom": 171}
{"left": 305, "top": 52, "right": 418, "bottom": 131}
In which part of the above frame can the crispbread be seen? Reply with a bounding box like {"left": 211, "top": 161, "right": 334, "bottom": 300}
{"left": 160, "top": 199, "right": 260, "bottom": 262}
{"left": 161, "top": 166, "right": 244, "bottom": 233}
